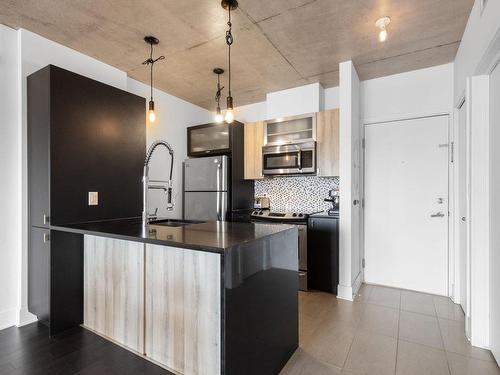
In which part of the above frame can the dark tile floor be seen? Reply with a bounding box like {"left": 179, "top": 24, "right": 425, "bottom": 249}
{"left": 0, "top": 322, "right": 172, "bottom": 375}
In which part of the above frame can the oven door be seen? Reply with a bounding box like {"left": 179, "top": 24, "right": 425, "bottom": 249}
{"left": 262, "top": 142, "right": 315, "bottom": 175}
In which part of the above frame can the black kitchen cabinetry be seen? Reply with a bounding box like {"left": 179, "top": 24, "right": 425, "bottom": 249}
{"left": 28, "top": 65, "right": 146, "bottom": 335}
{"left": 187, "top": 121, "right": 243, "bottom": 157}
{"left": 307, "top": 213, "right": 339, "bottom": 294}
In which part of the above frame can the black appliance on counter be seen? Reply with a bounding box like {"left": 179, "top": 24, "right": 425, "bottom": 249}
{"left": 250, "top": 210, "right": 317, "bottom": 291}
{"left": 185, "top": 121, "right": 254, "bottom": 221}
{"left": 308, "top": 211, "right": 340, "bottom": 294}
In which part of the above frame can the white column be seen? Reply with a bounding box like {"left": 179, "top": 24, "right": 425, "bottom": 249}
{"left": 338, "top": 61, "right": 362, "bottom": 300}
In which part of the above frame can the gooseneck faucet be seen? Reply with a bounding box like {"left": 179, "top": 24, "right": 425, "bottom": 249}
{"left": 142, "top": 140, "right": 174, "bottom": 229}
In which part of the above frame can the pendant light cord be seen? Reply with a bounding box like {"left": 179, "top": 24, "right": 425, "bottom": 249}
{"left": 226, "top": 7, "right": 233, "bottom": 97}
{"left": 142, "top": 41, "right": 165, "bottom": 102}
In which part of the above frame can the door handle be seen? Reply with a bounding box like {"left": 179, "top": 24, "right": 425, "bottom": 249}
{"left": 430, "top": 212, "right": 445, "bottom": 218}
{"left": 43, "top": 233, "right": 50, "bottom": 243}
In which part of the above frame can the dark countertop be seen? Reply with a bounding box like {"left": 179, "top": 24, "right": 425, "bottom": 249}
{"left": 50, "top": 218, "right": 295, "bottom": 253}
{"left": 309, "top": 211, "right": 339, "bottom": 219}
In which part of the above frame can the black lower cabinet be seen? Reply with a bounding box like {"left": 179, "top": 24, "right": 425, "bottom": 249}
{"left": 307, "top": 214, "right": 339, "bottom": 294}
{"left": 28, "top": 227, "right": 84, "bottom": 336}
{"left": 28, "top": 227, "right": 50, "bottom": 324}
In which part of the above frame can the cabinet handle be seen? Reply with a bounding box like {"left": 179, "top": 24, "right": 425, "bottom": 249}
{"left": 43, "top": 233, "right": 50, "bottom": 243}
{"left": 43, "top": 214, "right": 50, "bottom": 225}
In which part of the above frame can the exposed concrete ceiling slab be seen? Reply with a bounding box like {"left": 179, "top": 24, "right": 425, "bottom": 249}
{"left": 1, "top": 0, "right": 474, "bottom": 110}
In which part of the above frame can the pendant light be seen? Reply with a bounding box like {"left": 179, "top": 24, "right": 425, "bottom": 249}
{"left": 213, "top": 68, "right": 225, "bottom": 123}
{"left": 142, "top": 36, "right": 165, "bottom": 124}
{"left": 221, "top": 0, "right": 238, "bottom": 124}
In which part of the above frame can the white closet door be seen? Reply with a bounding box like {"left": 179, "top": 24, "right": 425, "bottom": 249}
{"left": 364, "top": 115, "right": 449, "bottom": 295}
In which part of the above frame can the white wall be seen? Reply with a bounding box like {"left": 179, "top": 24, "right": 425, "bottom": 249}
{"left": 338, "top": 61, "right": 362, "bottom": 300}
{"left": 324, "top": 86, "right": 340, "bottom": 111}
{"left": 362, "top": 63, "right": 454, "bottom": 122}
{"left": 266, "top": 83, "right": 324, "bottom": 119}
{"left": 0, "top": 25, "right": 21, "bottom": 330}
{"left": 234, "top": 101, "right": 267, "bottom": 123}
{"left": 454, "top": 0, "right": 500, "bottom": 104}
{"left": 126, "top": 78, "right": 212, "bottom": 219}
{"left": 233, "top": 84, "right": 339, "bottom": 123}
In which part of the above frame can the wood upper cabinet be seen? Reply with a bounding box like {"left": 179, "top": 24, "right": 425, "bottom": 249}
{"left": 316, "top": 109, "right": 340, "bottom": 177}
{"left": 244, "top": 121, "right": 265, "bottom": 180}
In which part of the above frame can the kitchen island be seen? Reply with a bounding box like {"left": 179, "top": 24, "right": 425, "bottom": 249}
{"left": 41, "top": 219, "right": 298, "bottom": 375}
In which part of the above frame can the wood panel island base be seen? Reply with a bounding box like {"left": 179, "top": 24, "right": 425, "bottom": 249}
{"left": 40, "top": 220, "right": 298, "bottom": 375}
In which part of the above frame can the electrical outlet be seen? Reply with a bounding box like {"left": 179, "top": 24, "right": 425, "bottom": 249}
{"left": 88, "top": 192, "right": 98, "bottom": 206}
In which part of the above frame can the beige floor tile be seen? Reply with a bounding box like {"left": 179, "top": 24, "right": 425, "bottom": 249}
{"left": 438, "top": 318, "right": 494, "bottom": 361}
{"left": 321, "top": 298, "right": 366, "bottom": 329}
{"left": 300, "top": 311, "right": 325, "bottom": 345}
{"left": 280, "top": 348, "right": 342, "bottom": 375}
{"left": 300, "top": 291, "right": 335, "bottom": 319}
{"left": 396, "top": 340, "right": 450, "bottom": 375}
{"left": 354, "top": 284, "right": 374, "bottom": 303}
{"left": 301, "top": 318, "right": 357, "bottom": 368}
{"left": 343, "top": 330, "right": 397, "bottom": 375}
{"left": 401, "top": 290, "right": 436, "bottom": 316}
{"left": 368, "top": 286, "right": 401, "bottom": 309}
{"left": 433, "top": 296, "right": 465, "bottom": 321}
{"left": 359, "top": 303, "right": 400, "bottom": 338}
{"left": 447, "top": 352, "right": 500, "bottom": 375}
{"left": 399, "top": 311, "right": 444, "bottom": 349}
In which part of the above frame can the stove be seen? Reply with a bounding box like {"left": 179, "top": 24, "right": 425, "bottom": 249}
{"left": 250, "top": 210, "right": 318, "bottom": 224}
{"left": 250, "top": 209, "right": 319, "bottom": 292}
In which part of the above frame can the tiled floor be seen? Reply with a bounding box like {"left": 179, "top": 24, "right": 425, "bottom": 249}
{"left": 281, "top": 284, "right": 500, "bottom": 375}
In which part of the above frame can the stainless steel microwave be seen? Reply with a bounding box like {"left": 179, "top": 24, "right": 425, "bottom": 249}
{"left": 262, "top": 141, "right": 316, "bottom": 176}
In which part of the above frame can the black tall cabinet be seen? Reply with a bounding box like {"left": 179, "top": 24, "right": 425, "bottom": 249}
{"left": 28, "top": 65, "right": 146, "bottom": 335}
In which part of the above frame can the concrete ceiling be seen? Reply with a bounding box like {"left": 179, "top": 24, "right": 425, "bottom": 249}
{"left": 1, "top": 0, "right": 473, "bottom": 110}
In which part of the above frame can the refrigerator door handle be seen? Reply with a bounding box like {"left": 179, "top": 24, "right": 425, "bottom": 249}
{"left": 216, "top": 162, "right": 222, "bottom": 221}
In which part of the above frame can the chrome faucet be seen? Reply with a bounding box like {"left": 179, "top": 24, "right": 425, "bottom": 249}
{"left": 142, "top": 140, "right": 174, "bottom": 229}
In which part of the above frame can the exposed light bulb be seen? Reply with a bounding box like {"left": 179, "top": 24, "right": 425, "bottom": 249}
{"left": 215, "top": 111, "right": 224, "bottom": 123}
{"left": 148, "top": 110, "right": 156, "bottom": 123}
{"left": 379, "top": 28, "right": 388, "bottom": 42}
{"left": 225, "top": 108, "right": 234, "bottom": 124}
{"left": 148, "top": 100, "right": 156, "bottom": 124}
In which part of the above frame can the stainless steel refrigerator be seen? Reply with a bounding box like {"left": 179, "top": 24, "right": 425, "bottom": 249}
{"left": 183, "top": 155, "right": 229, "bottom": 221}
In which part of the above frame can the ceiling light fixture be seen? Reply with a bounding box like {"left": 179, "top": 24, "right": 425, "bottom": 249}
{"left": 142, "top": 36, "right": 165, "bottom": 124}
{"left": 221, "top": 0, "right": 238, "bottom": 124}
{"left": 213, "top": 68, "right": 225, "bottom": 123}
{"left": 375, "top": 16, "right": 391, "bottom": 42}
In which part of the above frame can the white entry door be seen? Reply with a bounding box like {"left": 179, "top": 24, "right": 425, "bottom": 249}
{"left": 364, "top": 116, "right": 449, "bottom": 295}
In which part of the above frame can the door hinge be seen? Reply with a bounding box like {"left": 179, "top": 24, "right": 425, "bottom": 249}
{"left": 362, "top": 258, "right": 366, "bottom": 268}
{"left": 450, "top": 141, "right": 454, "bottom": 163}
{"left": 362, "top": 138, "right": 366, "bottom": 149}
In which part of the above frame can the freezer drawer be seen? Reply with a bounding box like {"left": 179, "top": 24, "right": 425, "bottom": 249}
{"left": 184, "top": 191, "right": 228, "bottom": 221}
{"left": 184, "top": 156, "right": 228, "bottom": 191}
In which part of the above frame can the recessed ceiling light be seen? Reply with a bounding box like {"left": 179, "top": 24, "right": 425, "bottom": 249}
{"left": 375, "top": 16, "right": 391, "bottom": 42}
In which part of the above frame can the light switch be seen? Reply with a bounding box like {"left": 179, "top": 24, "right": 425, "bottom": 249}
{"left": 88, "top": 192, "right": 98, "bottom": 206}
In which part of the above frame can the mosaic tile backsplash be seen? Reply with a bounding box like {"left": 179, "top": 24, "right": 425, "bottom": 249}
{"left": 254, "top": 176, "right": 339, "bottom": 212}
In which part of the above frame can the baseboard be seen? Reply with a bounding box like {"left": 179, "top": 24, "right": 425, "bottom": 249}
{"left": 352, "top": 271, "right": 363, "bottom": 297}
{"left": 17, "top": 308, "right": 37, "bottom": 327}
{"left": 336, "top": 285, "right": 353, "bottom": 301}
{"left": 0, "top": 308, "right": 18, "bottom": 331}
